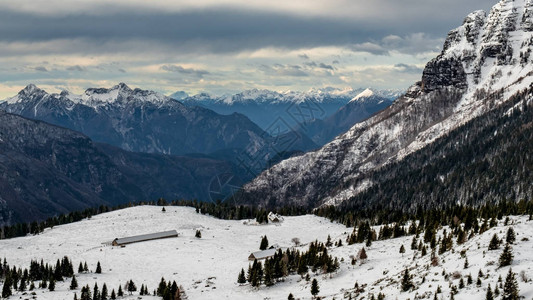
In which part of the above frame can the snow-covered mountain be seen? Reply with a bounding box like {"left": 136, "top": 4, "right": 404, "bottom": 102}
{"left": 298, "top": 88, "right": 394, "bottom": 145}
{"left": 0, "top": 83, "right": 270, "bottom": 156}
{"left": 179, "top": 87, "right": 401, "bottom": 131}
{"left": 1, "top": 206, "right": 532, "bottom": 300}
{"left": 240, "top": 0, "right": 533, "bottom": 208}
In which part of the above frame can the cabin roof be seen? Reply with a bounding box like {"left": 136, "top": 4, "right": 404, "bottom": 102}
{"left": 113, "top": 230, "right": 178, "bottom": 245}
{"left": 249, "top": 248, "right": 277, "bottom": 259}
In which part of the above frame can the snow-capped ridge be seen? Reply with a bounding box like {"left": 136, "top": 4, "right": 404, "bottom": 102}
{"left": 349, "top": 88, "right": 374, "bottom": 102}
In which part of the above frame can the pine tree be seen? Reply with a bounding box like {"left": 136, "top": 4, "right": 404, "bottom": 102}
{"left": 78, "top": 262, "right": 84, "bottom": 273}
{"left": 499, "top": 243, "right": 514, "bottom": 267}
{"left": 157, "top": 277, "right": 167, "bottom": 296}
{"left": 288, "top": 293, "right": 295, "bottom": 300}
{"left": 70, "top": 275, "right": 79, "bottom": 290}
{"left": 326, "top": 235, "right": 332, "bottom": 247}
{"left": 358, "top": 247, "right": 367, "bottom": 260}
{"left": 506, "top": 228, "right": 516, "bottom": 244}
{"left": 464, "top": 256, "right": 469, "bottom": 269}
{"left": 80, "top": 285, "right": 92, "bottom": 300}
{"left": 110, "top": 289, "right": 116, "bottom": 300}
{"left": 101, "top": 283, "right": 108, "bottom": 300}
{"left": 49, "top": 279, "right": 56, "bottom": 291}
{"left": 310, "top": 278, "right": 320, "bottom": 298}
{"left": 127, "top": 280, "right": 137, "bottom": 294}
{"left": 503, "top": 268, "right": 519, "bottom": 300}
{"left": 195, "top": 230, "right": 202, "bottom": 238}
{"left": 411, "top": 236, "right": 418, "bottom": 250}
{"left": 74, "top": 293, "right": 78, "bottom": 300}
{"left": 118, "top": 285, "right": 124, "bottom": 297}
{"left": 399, "top": 244, "right": 406, "bottom": 256}
{"left": 95, "top": 262, "right": 102, "bottom": 274}
{"left": 19, "top": 277, "right": 26, "bottom": 291}
{"left": 93, "top": 282, "right": 100, "bottom": 300}
{"left": 2, "top": 276, "right": 12, "bottom": 298}
{"left": 237, "top": 268, "right": 246, "bottom": 284}
{"left": 401, "top": 268, "right": 413, "bottom": 291}
{"left": 83, "top": 262, "right": 89, "bottom": 272}
{"left": 489, "top": 234, "right": 501, "bottom": 250}
{"left": 486, "top": 284, "right": 494, "bottom": 300}
{"left": 260, "top": 236, "right": 269, "bottom": 250}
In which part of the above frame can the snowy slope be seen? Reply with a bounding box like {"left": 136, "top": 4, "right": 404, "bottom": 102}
{"left": 1, "top": 206, "right": 532, "bottom": 300}
{"left": 241, "top": 0, "right": 533, "bottom": 208}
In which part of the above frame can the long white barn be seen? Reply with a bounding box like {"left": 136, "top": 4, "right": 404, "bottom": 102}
{"left": 112, "top": 230, "right": 178, "bottom": 246}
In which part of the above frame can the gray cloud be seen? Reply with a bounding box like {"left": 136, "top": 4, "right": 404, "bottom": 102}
{"left": 160, "top": 64, "right": 210, "bottom": 77}
{"left": 261, "top": 64, "right": 309, "bottom": 77}
{"left": 34, "top": 66, "right": 48, "bottom": 72}
{"left": 298, "top": 54, "right": 310, "bottom": 60}
{"left": 318, "top": 63, "right": 334, "bottom": 70}
{"left": 0, "top": 2, "right": 492, "bottom": 57}
{"left": 66, "top": 65, "right": 86, "bottom": 72}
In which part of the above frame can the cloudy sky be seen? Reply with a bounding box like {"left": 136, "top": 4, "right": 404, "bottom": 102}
{"left": 0, "top": 0, "right": 496, "bottom": 98}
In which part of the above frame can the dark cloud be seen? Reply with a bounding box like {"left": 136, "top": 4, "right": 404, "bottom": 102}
{"left": 33, "top": 66, "right": 48, "bottom": 72}
{"left": 260, "top": 64, "right": 308, "bottom": 77}
{"left": 160, "top": 64, "right": 210, "bottom": 77}
{"left": 318, "top": 63, "right": 334, "bottom": 70}
{"left": 66, "top": 65, "right": 86, "bottom": 72}
{"left": 298, "top": 54, "right": 310, "bottom": 59}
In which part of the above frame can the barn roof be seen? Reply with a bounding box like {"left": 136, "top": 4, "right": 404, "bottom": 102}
{"left": 113, "top": 230, "right": 178, "bottom": 245}
{"left": 249, "top": 248, "right": 277, "bottom": 260}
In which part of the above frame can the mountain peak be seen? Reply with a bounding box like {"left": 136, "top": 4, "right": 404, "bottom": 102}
{"left": 19, "top": 84, "right": 44, "bottom": 96}
{"left": 349, "top": 88, "right": 374, "bottom": 102}
{"left": 112, "top": 82, "right": 132, "bottom": 92}
{"left": 80, "top": 83, "right": 171, "bottom": 107}
{"left": 1, "top": 84, "right": 47, "bottom": 104}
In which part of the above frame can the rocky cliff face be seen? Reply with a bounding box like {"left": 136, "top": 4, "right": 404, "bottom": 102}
{"left": 240, "top": 0, "right": 533, "bottom": 208}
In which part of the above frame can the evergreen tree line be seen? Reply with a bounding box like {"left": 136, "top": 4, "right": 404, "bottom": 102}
{"left": 316, "top": 199, "right": 532, "bottom": 235}
{"left": 1, "top": 256, "right": 75, "bottom": 298}
{"left": 238, "top": 241, "right": 339, "bottom": 288}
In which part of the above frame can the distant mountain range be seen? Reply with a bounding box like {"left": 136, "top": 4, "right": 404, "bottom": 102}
{"left": 0, "top": 83, "right": 267, "bottom": 156}
{"left": 177, "top": 87, "right": 401, "bottom": 131}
